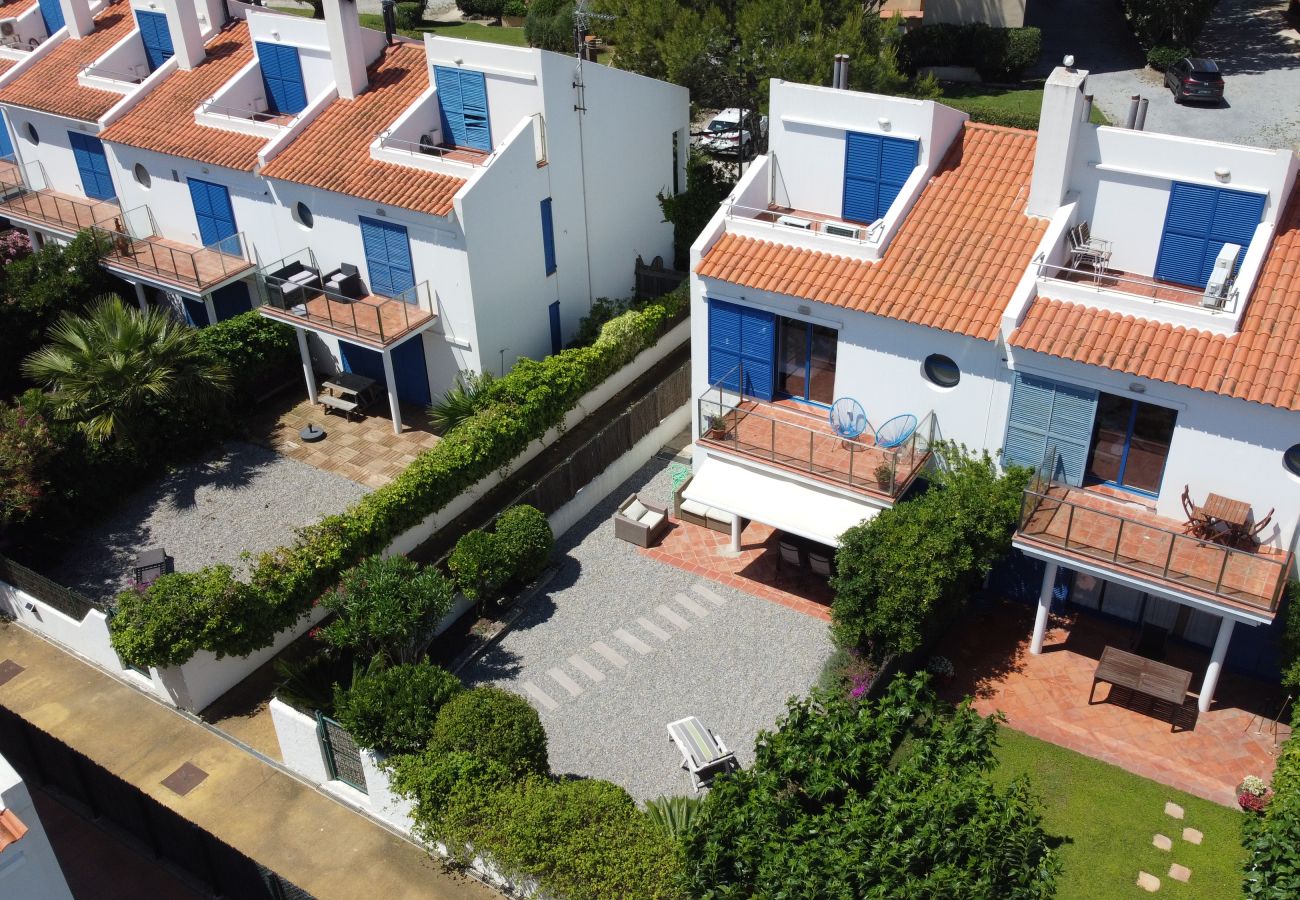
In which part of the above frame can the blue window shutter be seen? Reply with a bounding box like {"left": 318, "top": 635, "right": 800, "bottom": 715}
{"left": 707, "top": 298, "right": 742, "bottom": 391}
{"left": 0, "top": 112, "right": 13, "bottom": 160}
{"left": 188, "top": 178, "right": 237, "bottom": 246}
{"left": 137, "top": 11, "right": 173, "bottom": 72}
{"left": 359, "top": 216, "right": 415, "bottom": 299}
{"left": 38, "top": 0, "right": 64, "bottom": 34}
{"left": 540, "top": 198, "right": 556, "bottom": 275}
{"left": 1156, "top": 183, "right": 1264, "bottom": 288}
{"left": 210, "top": 283, "right": 253, "bottom": 322}
{"left": 877, "top": 136, "right": 919, "bottom": 218}
{"left": 843, "top": 132, "right": 918, "bottom": 225}
{"left": 383, "top": 224, "right": 415, "bottom": 294}
{"left": 549, "top": 301, "right": 561, "bottom": 355}
{"left": 1002, "top": 373, "right": 1097, "bottom": 486}
{"left": 1207, "top": 188, "right": 1265, "bottom": 281}
{"left": 391, "top": 336, "right": 431, "bottom": 405}
{"left": 458, "top": 70, "right": 491, "bottom": 151}
{"left": 69, "top": 132, "right": 115, "bottom": 201}
{"left": 256, "top": 42, "right": 308, "bottom": 115}
{"left": 706, "top": 298, "right": 775, "bottom": 401}
{"left": 433, "top": 66, "right": 467, "bottom": 149}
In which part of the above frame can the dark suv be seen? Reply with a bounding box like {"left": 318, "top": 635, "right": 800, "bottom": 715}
{"left": 1165, "top": 58, "right": 1224, "bottom": 104}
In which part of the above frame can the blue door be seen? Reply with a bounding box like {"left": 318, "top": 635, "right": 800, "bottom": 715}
{"left": 842, "top": 132, "right": 918, "bottom": 225}
{"left": 540, "top": 198, "right": 556, "bottom": 275}
{"left": 359, "top": 216, "right": 415, "bottom": 298}
{"left": 549, "top": 300, "right": 561, "bottom": 355}
{"left": 255, "top": 41, "right": 308, "bottom": 115}
{"left": 1002, "top": 373, "right": 1099, "bottom": 486}
{"left": 433, "top": 66, "right": 491, "bottom": 152}
{"left": 68, "top": 132, "right": 116, "bottom": 201}
{"left": 1154, "top": 183, "right": 1266, "bottom": 288}
{"left": 339, "top": 338, "right": 430, "bottom": 406}
{"left": 136, "top": 11, "right": 174, "bottom": 72}
{"left": 187, "top": 178, "right": 238, "bottom": 248}
{"left": 210, "top": 282, "right": 253, "bottom": 322}
{"left": 707, "top": 298, "right": 776, "bottom": 401}
{"left": 182, "top": 297, "right": 210, "bottom": 328}
{"left": 38, "top": 0, "right": 64, "bottom": 34}
{"left": 0, "top": 112, "right": 14, "bottom": 160}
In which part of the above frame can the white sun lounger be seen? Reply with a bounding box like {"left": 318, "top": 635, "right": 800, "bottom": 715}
{"left": 667, "top": 716, "right": 737, "bottom": 792}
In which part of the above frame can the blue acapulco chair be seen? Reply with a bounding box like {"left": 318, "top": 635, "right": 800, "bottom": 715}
{"left": 874, "top": 413, "right": 918, "bottom": 449}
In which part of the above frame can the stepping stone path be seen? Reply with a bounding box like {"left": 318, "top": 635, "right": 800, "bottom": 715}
{"left": 1169, "top": 864, "right": 1191, "bottom": 883}
{"left": 1139, "top": 800, "right": 1199, "bottom": 890}
{"left": 1182, "top": 827, "right": 1203, "bottom": 845}
{"left": 1137, "top": 872, "right": 1161, "bottom": 892}
{"left": 1164, "top": 801, "right": 1184, "bottom": 819}
{"left": 1152, "top": 834, "right": 1172, "bottom": 851}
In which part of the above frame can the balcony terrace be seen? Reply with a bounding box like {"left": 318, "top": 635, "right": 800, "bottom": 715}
{"left": 94, "top": 206, "right": 254, "bottom": 294}
{"left": 0, "top": 161, "right": 119, "bottom": 235}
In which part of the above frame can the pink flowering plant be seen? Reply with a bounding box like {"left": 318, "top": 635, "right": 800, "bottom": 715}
{"left": 0, "top": 229, "right": 31, "bottom": 263}
{"left": 1238, "top": 774, "right": 1272, "bottom": 813}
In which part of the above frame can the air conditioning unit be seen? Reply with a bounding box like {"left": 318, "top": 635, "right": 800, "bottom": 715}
{"left": 823, "top": 222, "right": 861, "bottom": 240}
{"left": 776, "top": 215, "right": 813, "bottom": 231}
{"left": 418, "top": 132, "right": 438, "bottom": 155}
{"left": 1, "top": 20, "right": 16, "bottom": 37}
{"left": 1202, "top": 242, "right": 1242, "bottom": 308}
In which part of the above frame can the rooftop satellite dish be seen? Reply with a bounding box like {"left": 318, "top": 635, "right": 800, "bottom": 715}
{"left": 829, "top": 398, "right": 868, "bottom": 440}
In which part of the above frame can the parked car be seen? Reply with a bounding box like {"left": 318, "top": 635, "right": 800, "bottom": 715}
{"left": 698, "top": 108, "right": 769, "bottom": 157}
{"left": 1164, "top": 58, "right": 1224, "bottom": 105}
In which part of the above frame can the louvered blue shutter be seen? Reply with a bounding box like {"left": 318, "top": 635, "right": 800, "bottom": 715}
{"left": 706, "top": 299, "right": 775, "bottom": 401}
{"left": 359, "top": 216, "right": 415, "bottom": 299}
{"left": 549, "top": 300, "right": 562, "bottom": 355}
{"left": 458, "top": 70, "right": 491, "bottom": 151}
{"left": 434, "top": 66, "right": 467, "bottom": 149}
{"left": 0, "top": 112, "right": 13, "bottom": 160}
{"left": 383, "top": 222, "right": 415, "bottom": 294}
{"left": 878, "top": 137, "right": 918, "bottom": 219}
{"left": 137, "top": 11, "right": 173, "bottom": 72}
{"left": 38, "top": 0, "right": 64, "bottom": 34}
{"left": 540, "top": 198, "right": 556, "bottom": 275}
{"left": 256, "top": 42, "right": 308, "bottom": 115}
{"left": 1002, "top": 373, "right": 1098, "bottom": 486}
{"left": 1155, "top": 183, "right": 1265, "bottom": 288}
{"left": 188, "top": 178, "right": 237, "bottom": 247}
{"left": 69, "top": 132, "right": 115, "bottom": 201}
{"left": 843, "top": 132, "right": 918, "bottom": 225}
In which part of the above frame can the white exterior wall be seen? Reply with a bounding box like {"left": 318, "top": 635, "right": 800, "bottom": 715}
{"left": 924, "top": 0, "right": 1026, "bottom": 27}
{"left": 0, "top": 756, "right": 75, "bottom": 900}
{"left": 246, "top": 9, "right": 383, "bottom": 99}
{"left": 4, "top": 109, "right": 112, "bottom": 203}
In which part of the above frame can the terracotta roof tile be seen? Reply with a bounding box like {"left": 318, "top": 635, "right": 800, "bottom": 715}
{"left": 100, "top": 21, "right": 265, "bottom": 172}
{"left": 0, "top": 58, "right": 16, "bottom": 78}
{"left": 1011, "top": 191, "right": 1300, "bottom": 410}
{"left": 0, "top": 5, "right": 136, "bottom": 121}
{"left": 260, "top": 42, "right": 465, "bottom": 218}
{"left": 696, "top": 122, "right": 1046, "bottom": 342}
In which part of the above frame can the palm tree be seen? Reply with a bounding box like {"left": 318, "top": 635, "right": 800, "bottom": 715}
{"left": 22, "top": 295, "right": 231, "bottom": 445}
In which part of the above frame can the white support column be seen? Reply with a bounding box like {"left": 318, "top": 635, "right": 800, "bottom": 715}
{"left": 381, "top": 349, "right": 402, "bottom": 435}
{"left": 1030, "top": 561, "right": 1059, "bottom": 655}
{"left": 203, "top": 296, "right": 217, "bottom": 327}
{"left": 1198, "top": 616, "right": 1236, "bottom": 713}
{"left": 296, "top": 329, "right": 317, "bottom": 404}
{"left": 132, "top": 282, "right": 148, "bottom": 312}
{"left": 730, "top": 515, "right": 742, "bottom": 552}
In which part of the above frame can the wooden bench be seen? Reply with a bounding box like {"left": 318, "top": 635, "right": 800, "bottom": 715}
{"left": 318, "top": 393, "right": 360, "bottom": 420}
{"left": 1091, "top": 645, "right": 1193, "bottom": 731}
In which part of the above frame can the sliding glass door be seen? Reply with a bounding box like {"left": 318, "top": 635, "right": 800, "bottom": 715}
{"left": 776, "top": 317, "right": 837, "bottom": 406}
{"left": 1085, "top": 394, "right": 1177, "bottom": 496}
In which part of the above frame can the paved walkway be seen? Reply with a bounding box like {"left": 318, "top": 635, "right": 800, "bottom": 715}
{"left": 0, "top": 621, "right": 497, "bottom": 900}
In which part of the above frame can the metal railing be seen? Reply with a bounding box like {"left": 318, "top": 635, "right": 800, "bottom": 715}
{"left": 697, "top": 366, "right": 935, "bottom": 499}
{"left": 1017, "top": 447, "right": 1291, "bottom": 613}
{"left": 93, "top": 206, "right": 252, "bottom": 290}
{"left": 197, "top": 98, "right": 287, "bottom": 125}
{"left": 725, "top": 202, "right": 886, "bottom": 245}
{"left": 257, "top": 248, "right": 436, "bottom": 345}
{"left": 0, "top": 553, "right": 106, "bottom": 622}
{"left": 0, "top": 159, "right": 120, "bottom": 231}
{"left": 1035, "top": 258, "right": 1239, "bottom": 313}
{"left": 79, "top": 63, "right": 145, "bottom": 84}
{"left": 376, "top": 130, "right": 490, "bottom": 165}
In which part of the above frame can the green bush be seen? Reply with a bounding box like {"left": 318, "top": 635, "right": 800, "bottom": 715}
{"left": 387, "top": 750, "right": 515, "bottom": 847}
{"left": 448, "top": 528, "right": 508, "bottom": 602}
{"left": 900, "top": 24, "right": 1041, "bottom": 81}
{"left": 503, "top": 0, "right": 527, "bottom": 16}
{"left": 524, "top": 0, "right": 574, "bottom": 52}
{"left": 333, "top": 661, "right": 463, "bottom": 754}
{"left": 659, "top": 151, "right": 731, "bottom": 271}
{"left": 1242, "top": 708, "right": 1300, "bottom": 895}
{"left": 395, "top": 1, "right": 423, "bottom": 30}
{"left": 1277, "top": 581, "right": 1300, "bottom": 692}
{"left": 317, "top": 555, "right": 456, "bottom": 665}
{"left": 107, "top": 287, "right": 686, "bottom": 668}
{"left": 430, "top": 686, "right": 549, "bottom": 776}
{"left": 0, "top": 395, "right": 56, "bottom": 530}
{"left": 194, "top": 310, "right": 296, "bottom": 403}
{"left": 494, "top": 505, "right": 553, "bottom": 585}
{"left": 110, "top": 566, "right": 252, "bottom": 668}
{"left": 1121, "top": 0, "right": 1215, "bottom": 48}
{"left": 457, "top": 0, "right": 505, "bottom": 16}
{"left": 1147, "top": 45, "right": 1191, "bottom": 72}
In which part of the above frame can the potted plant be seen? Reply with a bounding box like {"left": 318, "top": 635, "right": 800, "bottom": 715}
{"left": 502, "top": 0, "right": 527, "bottom": 26}
{"left": 1237, "top": 775, "right": 1272, "bottom": 813}
{"left": 873, "top": 461, "right": 896, "bottom": 490}
{"left": 703, "top": 413, "right": 727, "bottom": 439}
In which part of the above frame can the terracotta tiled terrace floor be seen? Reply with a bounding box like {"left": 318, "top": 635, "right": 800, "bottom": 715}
{"left": 699, "top": 398, "right": 928, "bottom": 499}
{"left": 642, "top": 515, "right": 833, "bottom": 620}
{"left": 1019, "top": 485, "right": 1290, "bottom": 614}
{"left": 1049, "top": 265, "right": 1213, "bottom": 306}
{"left": 261, "top": 290, "right": 434, "bottom": 347}
{"left": 935, "top": 601, "right": 1290, "bottom": 806}
{"left": 0, "top": 187, "right": 119, "bottom": 234}
{"left": 246, "top": 394, "right": 440, "bottom": 489}
{"left": 102, "top": 234, "right": 253, "bottom": 292}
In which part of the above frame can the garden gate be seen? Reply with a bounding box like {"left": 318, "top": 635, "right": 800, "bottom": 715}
{"left": 316, "top": 712, "right": 368, "bottom": 793}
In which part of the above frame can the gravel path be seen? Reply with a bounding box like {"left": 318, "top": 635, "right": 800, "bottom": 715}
{"left": 50, "top": 442, "right": 368, "bottom": 602}
{"left": 465, "top": 456, "right": 834, "bottom": 802}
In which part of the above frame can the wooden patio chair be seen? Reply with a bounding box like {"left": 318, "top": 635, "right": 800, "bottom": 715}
{"left": 1241, "top": 508, "right": 1275, "bottom": 548}
{"left": 1181, "top": 485, "right": 1208, "bottom": 536}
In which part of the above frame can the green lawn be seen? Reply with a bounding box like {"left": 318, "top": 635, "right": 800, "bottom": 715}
{"left": 941, "top": 82, "right": 1111, "bottom": 128}
{"left": 268, "top": 5, "right": 527, "bottom": 47}
{"left": 993, "top": 729, "right": 1246, "bottom": 899}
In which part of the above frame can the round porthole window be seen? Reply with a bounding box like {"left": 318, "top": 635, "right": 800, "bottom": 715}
{"left": 1285, "top": 444, "right": 1300, "bottom": 478}
{"left": 24, "top": 122, "right": 38, "bottom": 145}
{"left": 923, "top": 353, "right": 960, "bottom": 388}
{"left": 293, "top": 201, "right": 314, "bottom": 229}
{"left": 133, "top": 163, "right": 151, "bottom": 188}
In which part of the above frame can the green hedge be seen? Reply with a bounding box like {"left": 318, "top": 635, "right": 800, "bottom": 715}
{"left": 194, "top": 310, "right": 297, "bottom": 403}
{"left": 108, "top": 286, "right": 688, "bottom": 668}
{"left": 900, "top": 24, "right": 1042, "bottom": 82}
{"left": 1146, "top": 45, "right": 1191, "bottom": 72}
{"left": 429, "top": 686, "right": 549, "bottom": 776}
{"left": 334, "top": 662, "right": 463, "bottom": 755}
{"left": 1243, "top": 710, "right": 1300, "bottom": 895}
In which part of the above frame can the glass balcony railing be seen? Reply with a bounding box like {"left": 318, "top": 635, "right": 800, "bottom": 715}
{"left": 93, "top": 206, "right": 253, "bottom": 291}
{"left": 0, "top": 160, "right": 120, "bottom": 233}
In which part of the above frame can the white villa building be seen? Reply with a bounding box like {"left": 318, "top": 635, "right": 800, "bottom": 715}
{"left": 0, "top": 0, "right": 687, "bottom": 431}
{"left": 688, "top": 65, "right": 1300, "bottom": 713}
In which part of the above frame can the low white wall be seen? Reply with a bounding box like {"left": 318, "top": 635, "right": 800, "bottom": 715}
{"left": 360, "top": 750, "right": 416, "bottom": 832}
{"left": 386, "top": 316, "right": 690, "bottom": 556}
{"left": 548, "top": 402, "right": 691, "bottom": 539}
{"left": 268, "top": 698, "right": 330, "bottom": 782}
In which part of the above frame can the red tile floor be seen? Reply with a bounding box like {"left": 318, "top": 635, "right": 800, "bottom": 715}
{"left": 641, "top": 516, "right": 833, "bottom": 621}
{"left": 935, "top": 600, "right": 1291, "bottom": 806}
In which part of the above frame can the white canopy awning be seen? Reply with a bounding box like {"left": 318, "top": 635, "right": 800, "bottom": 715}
{"left": 684, "top": 456, "right": 880, "bottom": 547}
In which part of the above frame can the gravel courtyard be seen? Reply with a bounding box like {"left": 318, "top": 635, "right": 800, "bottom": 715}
{"left": 50, "top": 441, "right": 368, "bottom": 602}
{"left": 464, "top": 456, "right": 835, "bottom": 802}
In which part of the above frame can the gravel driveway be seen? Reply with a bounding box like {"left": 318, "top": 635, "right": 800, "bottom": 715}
{"left": 50, "top": 442, "right": 368, "bottom": 603}
{"left": 464, "top": 457, "right": 834, "bottom": 802}
{"left": 1028, "top": 0, "right": 1300, "bottom": 150}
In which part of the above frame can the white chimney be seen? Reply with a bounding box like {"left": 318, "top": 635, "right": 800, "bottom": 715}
{"left": 159, "top": 0, "right": 205, "bottom": 70}
{"left": 1027, "top": 64, "right": 1090, "bottom": 218}
{"left": 323, "top": 0, "right": 368, "bottom": 100}
{"left": 55, "top": 0, "right": 93, "bottom": 39}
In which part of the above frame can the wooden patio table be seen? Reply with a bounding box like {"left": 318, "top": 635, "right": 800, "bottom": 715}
{"left": 1198, "top": 492, "right": 1252, "bottom": 545}
{"left": 1091, "top": 645, "right": 1193, "bottom": 731}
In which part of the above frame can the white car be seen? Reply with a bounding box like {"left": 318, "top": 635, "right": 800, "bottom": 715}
{"left": 699, "top": 108, "right": 768, "bottom": 157}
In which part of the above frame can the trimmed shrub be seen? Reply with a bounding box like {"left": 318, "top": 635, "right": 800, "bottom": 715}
{"left": 110, "top": 565, "right": 251, "bottom": 668}
{"left": 387, "top": 750, "right": 514, "bottom": 847}
{"left": 448, "top": 528, "right": 509, "bottom": 602}
{"left": 503, "top": 0, "right": 527, "bottom": 16}
{"left": 494, "top": 505, "right": 553, "bottom": 585}
{"left": 333, "top": 662, "right": 463, "bottom": 755}
{"left": 395, "top": 1, "right": 423, "bottom": 30}
{"left": 317, "top": 555, "right": 456, "bottom": 665}
{"left": 1147, "top": 45, "right": 1191, "bottom": 72}
{"left": 194, "top": 310, "right": 296, "bottom": 403}
{"left": 430, "top": 686, "right": 549, "bottom": 776}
